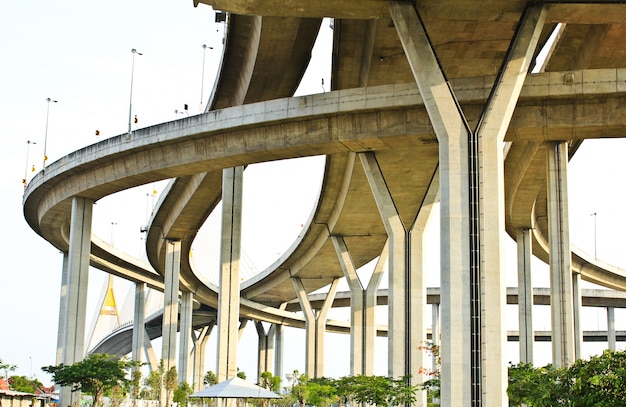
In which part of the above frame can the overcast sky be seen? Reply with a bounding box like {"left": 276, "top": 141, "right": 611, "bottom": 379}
{"left": 1, "top": 0, "right": 625, "bottom": 386}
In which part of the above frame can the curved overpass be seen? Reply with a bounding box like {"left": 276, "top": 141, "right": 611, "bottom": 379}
{"left": 22, "top": 0, "right": 626, "bottom": 367}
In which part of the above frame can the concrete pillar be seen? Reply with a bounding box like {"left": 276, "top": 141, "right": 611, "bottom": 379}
{"left": 162, "top": 239, "right": 181, "bottom": 372}
{"left": 517, "top": 229, "right": 534, "bottom": 364}
{"left": 132, "top": 282, "right": 146, "bottom": 368}
{"left": 363, "top": 242, "right": 387, "bottom": 375}
{"left": 607, "top": 307, "right": 616, "bottom": 351}
{"left": 409, "top": 170, "right": 439, "bottom": 407}
{"left": 273, "top": 317, "right": 284, "bottom": 380}
{"left": 359, "top": 152, "right": 411, "bottom": 381}
{"left": 546, "top": 142, "right": 576, "bottom": 367}
{"left": 216, "top": 166, "right": 243, "bottom": 382}
{"left": 331, "top": 236, "right": 365, "bottom": 376}
{"left": 61, "top": 197, "right": 93, "bottom": 407}
{"left": 572, "top": 273, "right": 583, "bottom": 359}
{"left": 56, "top": 253, "right": 69, "bottom": 365}
{"left": 256, "top": 321, "right": 272, "bottom": 380}
{"left": 389, "top": 3, "right": 545, "bottom": 404}
{"left": 179, "top": 291, "right": 194, "bottom": 384}
{"left": 292, "top": 277, "right": 339, "bottom": 378}
{"left": 193, "top": 323, "right": 215, "bottom": 391}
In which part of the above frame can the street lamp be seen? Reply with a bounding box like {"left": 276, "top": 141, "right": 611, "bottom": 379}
{"left": 200, "top": 44, "right": 213, "bottom": 111}
{"left": 23, "top": 140, "right": 37, "bottom": 188}
{"left": 128, "top": 48, "right": 143, "bottom": 137}
{"left": 42, "top": 97, "right": 58, "bottom": 172}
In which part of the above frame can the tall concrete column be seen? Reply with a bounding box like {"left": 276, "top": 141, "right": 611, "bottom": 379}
{"left": 132, "top": 282, "right": 147, "bottom": 368}
{"left": 332, "top": 237, "right": 387, "bottom": 376}
{"left": 607, "top": 307, "right": 616, "bottom": 350}
{"left": 517, "top": 229, "right": 534, "bottom": 364}
{"left": 292, "top": 277, "right": 339, "bottom": 378}
{"left": 216, "top": 166, "right": 243, "bottom": 382}
{"left": 572, "top": 274, "right": 583, "bottom": 359}
{"left": 389, "top": 3, "right": 545, "bottom": 404}
{"left": 363, "top": 243, "right": 387, "bottom": 375}
{"left": 193, "top": 323, "right": 215, "bottom": 391}
{"left": 546, "top": 142, "right": 575, "bottom": 367}
{"left": 359, "top": 152, "right": 412, "bottom": 381}
{"left": 272, "top": 316, "right": 284, "bottom": 380}
{"left": 409, "top": 169, "right": 439, "bottom": 407}
{"left": 61, "top": 197, "right": 93, "bottom": 407}
{"left": 179, "top": 291, "right": 194, "bottom": 384}
{"left": 256, "top": 321, "right": 269, "bottom": 379}
{"left": 162, "top": 239, "right": 181, "bottom": 372}
{"left": 56, "top": 253, "right": 69, "bottom": 365}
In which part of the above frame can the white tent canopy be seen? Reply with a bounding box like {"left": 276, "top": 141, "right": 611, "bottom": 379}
{"left": 190, "top": 377, "right": 281, "bottom": 399}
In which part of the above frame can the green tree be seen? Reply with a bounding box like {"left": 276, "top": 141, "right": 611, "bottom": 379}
{"left": 204, "top": 370, "right": 218, "bottom": 386}
{"left": 306, "top": 378, "right": 338, "bottom": 407}
{"left": 259, "top": 371, "right": 281, "bottom": 392}
{"left": 9, "top": 375, "right": 43, "bottom": 393}
{"left": 42, "top": 354, "right": 137, "bottom": 407}
{"left": 0, "top": 358, "right": 17, "bottom": 380}
{"left": 236, "top": 368, "right": 246, "bottom": 380}
{"left": 173, "top": 381, "right": 193, "bottom": 407}
{"left": 507, "top": 350, "right": 626, "bottom": 406}
{"left": 130, "top": 369, "right": 142, "bottom": 406}
{"left": 164, "top": 366, "right": 178, "bottom": 407}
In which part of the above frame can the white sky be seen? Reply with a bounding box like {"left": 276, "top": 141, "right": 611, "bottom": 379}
{"left": 1, "top": 0, "right": 625, "bottom": 386}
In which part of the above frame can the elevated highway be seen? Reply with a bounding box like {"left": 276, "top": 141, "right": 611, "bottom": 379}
{"left": 22, "top": 1, "right": 626, "bottom": 405}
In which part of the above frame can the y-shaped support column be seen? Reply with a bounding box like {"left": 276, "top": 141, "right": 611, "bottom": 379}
{"left": 256, "top": 321, "right": 276, "bottom": 379}
{"left": 60, "top": 197, "right": 93, "bottom": 407}
{"left": 360, "top": 152, "right": 433, "bottom": 406}
{"left": 292, "top": 277, "right": 339, "bottom": 378}
{"left": 331, "top": 236, "right": 386, "bottom": 376}
{"left": 217, "top": 166, "right": 243, "bottom": 382}
{"left": 162, "top": 239, "right": 181, "bottom": 373}
{"left": 193, "top": 323, "right": 215, "bottom": 391}
{"left": 517, "top": 229, "right": 534, "bottom": 364}
{"left": 389, "top": 3, "right": 545, "bottom": 405}
{"left": 546, "top": 142, "right": 576, "bottom": 367}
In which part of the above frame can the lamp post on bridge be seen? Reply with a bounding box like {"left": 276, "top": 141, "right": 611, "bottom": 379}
{"left": 23, "top": 140, "right": 36, "bottom": 189}
{"left": 128, "top": 48, "right": 143, "bottom": 138}
{"left": 42, "top": 97, "right": 57, "bottom": 173}
{"left": 200, "top": 44, "right": 213, "bottom": 111}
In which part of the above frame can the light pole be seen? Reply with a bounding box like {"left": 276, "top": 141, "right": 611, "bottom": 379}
{"left": 128, "top": 48, "right": 143, "bottom": 137}
{"left": 42, "top": 97, "right": 58, "bottom": 172}
{"left": 200, "top": 44, "right": 213, "bottom": 110}
{"left": 23, "top": 140, "right": 37, "bottom": 188}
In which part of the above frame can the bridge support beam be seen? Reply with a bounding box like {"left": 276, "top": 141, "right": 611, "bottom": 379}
{"left": 389, "top": 2, "right": 545, "bottom": 405}
{"left": 293, "top": 277, "right": 339, "bottom": 378}
{"left": 608, "top": 307, "right": 616, "bottom": 350}
{"left": 179, "top": 291, "right": 194, "bottom": 384}
{"left": 359, "top": 151, "right": 430, "bottom": 406}
{"left": 60, "top": 197, "right": 93, "bottom": 407}
{"left": 162, "top": 239, "right": 181, "bottom": 374}
{"left": 193, "top": 323, "right": 215, "bottom": 392}
{"left": 132, "top": 282, "right": 146, "bottom": 370}
{"left": 56, "top": 253, "right": 69, "bottom": 365}
{"left": 517, "top": 229, "right": 534, "bottom": 364}
{"left": 255, "top": 321, "right": 276, "bottom": 380}
{"left": 331, "top": 236, "right": 386, "bottom": 376}
{"left": 217, "top": 166, "right": 243, "bottom": 381}
{"left": 546, "top": 142, "right": 576, "bottom": 367}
